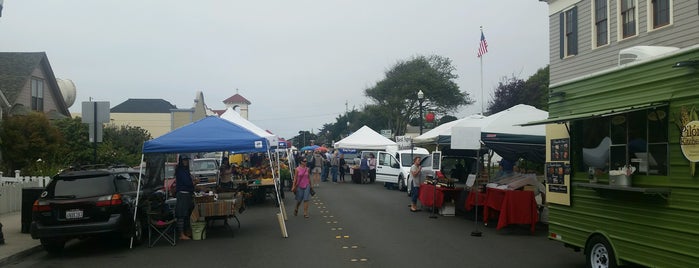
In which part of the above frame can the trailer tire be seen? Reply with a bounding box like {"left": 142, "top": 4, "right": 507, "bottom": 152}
{"left": 585, "top": 235, "right": 616, "bottom": 268}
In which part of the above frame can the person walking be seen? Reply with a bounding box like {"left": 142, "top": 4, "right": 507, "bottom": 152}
{"left": 312, "top": 151, "right": 323, "bottom": 187}
{"left": 339, "top": 154, "right": 346, "bottom": 182}
{"left": 321, "top": 151, "right": 330, "bottom": 182}
{"left": 292, "top": 158, "right": 313, "bottom": 218}
{"left": 175, "top": 155, "right": 197, "bottom": 240}
{"left": 330, "top": 151, "right": 339, "bottom": 183}
{"left": 409, "top": 156, "right": 424, "bottom": 212}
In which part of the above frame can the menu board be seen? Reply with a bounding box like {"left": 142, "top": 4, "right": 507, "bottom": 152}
{"left": 551, "top": 138, "right": 570, "bottom": 161}
{"left": 546, "top": 162, "right": 570, "bottom": 194}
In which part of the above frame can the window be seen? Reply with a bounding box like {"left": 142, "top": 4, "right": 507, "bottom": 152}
{"left": 650, "top": 0, "right": 671, "bottom": 29}
{"left": 593, "top": 0, "right": 609, "bottom": 47}
{"left": 619, "top": 0, "right": 637, "bottom": 38}
{"left": 577, "top": 107, "right": 668, "bottom": 176}
{"left": 31, "top": 78, "right": 44, "bottom": 111}
{"left": 559, "top": 7, "right": 578, "bottom": 58}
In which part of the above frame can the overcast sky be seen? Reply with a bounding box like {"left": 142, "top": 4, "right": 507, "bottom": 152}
{"left": 0, "top": 0, "right": 550, "bottom": 139}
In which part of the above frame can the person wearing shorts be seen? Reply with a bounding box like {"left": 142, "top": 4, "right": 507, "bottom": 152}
{"left": 312, "top": 151, "right": 323, "bottom": 187}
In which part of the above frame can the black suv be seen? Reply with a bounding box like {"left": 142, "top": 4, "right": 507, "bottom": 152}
{"left": 30, "top": 166, "right": 150, "bottom": 253}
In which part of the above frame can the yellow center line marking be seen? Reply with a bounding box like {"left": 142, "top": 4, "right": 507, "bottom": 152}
{"left": 343, "top": 235, "right": 350, "bottom": 238}
{"left": 335, "top": 235, "right": 341, "bottom": 239}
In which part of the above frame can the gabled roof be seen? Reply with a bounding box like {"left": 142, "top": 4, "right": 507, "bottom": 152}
{"left": 0, "top": 52, "right": 70, "bottom": 116}
{"left": 111, "top": 99, "right": 177, "bottom": 113}
{"left": 222, "top": 94, "right": 251, "bottom": 105}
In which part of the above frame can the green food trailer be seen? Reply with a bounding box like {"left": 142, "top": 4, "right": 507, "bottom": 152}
{"left": 528, "top": 45, "right": 699, "bottom": 268}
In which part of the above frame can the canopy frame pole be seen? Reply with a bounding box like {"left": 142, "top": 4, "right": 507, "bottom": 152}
{"left": 130, "top": 153, "right": 145, "bottom": 248}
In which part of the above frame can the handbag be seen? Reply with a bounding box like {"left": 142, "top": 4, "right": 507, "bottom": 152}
{"left": 310, "top": 187, "right": 316, "bottom": 196}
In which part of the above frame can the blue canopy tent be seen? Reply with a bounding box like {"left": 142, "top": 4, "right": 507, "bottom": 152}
{"left": 131, "top": 116, "right": 288, "bottom": 245}
{"left": 143, "top": 116, "right": 268, "bottom": 154}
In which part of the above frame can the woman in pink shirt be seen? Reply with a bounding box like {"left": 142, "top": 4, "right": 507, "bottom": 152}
{"left": 292, "top": 158, "right": 313, "bottom": 218}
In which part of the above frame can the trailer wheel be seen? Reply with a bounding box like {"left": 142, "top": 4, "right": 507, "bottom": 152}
{"left": 586, "top": 235, "right": 616, "bottom": 268}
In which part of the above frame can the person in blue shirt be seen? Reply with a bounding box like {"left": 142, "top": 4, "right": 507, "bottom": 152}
{"left": 175, "top": 155, "right": 196, "bottom": 240}
{"left": 360, "top": 155, "right": 370, "bottom": 184}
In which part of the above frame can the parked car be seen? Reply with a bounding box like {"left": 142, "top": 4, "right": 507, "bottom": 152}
{"left": 384, "top": 147, "right": 429, "bottom": 191}
{"left": 191, "top": 158, "right": 220, "bottom": 184}
{"left": 30, "top": 166, "right": 150, "bottom": 253}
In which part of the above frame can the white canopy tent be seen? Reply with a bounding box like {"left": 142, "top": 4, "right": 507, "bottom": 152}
{"left": 220, "top": 107, "right": 280, "bottom": 146}
{"left": 334, "top": 125, "right": 397, "bottom": 149}
{"left": 412, "top": 114, "right": 486, "bottom": 145}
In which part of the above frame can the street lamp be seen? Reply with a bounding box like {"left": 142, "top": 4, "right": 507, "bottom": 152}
{"left": 417, "top": 90, "right": 425, "bottom": 135}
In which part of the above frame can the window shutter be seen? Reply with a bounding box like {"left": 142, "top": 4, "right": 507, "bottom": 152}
{"left": 571, "top": 6, "right": 578, "bottom": 55}
{"left": 559, "top": 12, "right": 565, "bottom": 59}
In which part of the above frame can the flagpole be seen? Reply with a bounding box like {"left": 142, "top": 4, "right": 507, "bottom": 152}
{"left": 478, "top": 26, "right": 485, "bottom": 115}
{"left": 480, "top": 50, "right": 484, "bottom": 115}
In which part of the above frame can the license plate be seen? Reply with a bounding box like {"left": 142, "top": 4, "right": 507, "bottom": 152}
{"left": 66, "top": 209, "right": 83, "bottom": 219}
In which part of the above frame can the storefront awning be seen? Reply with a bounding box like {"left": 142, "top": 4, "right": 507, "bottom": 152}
{"left": 521, "top": 102, "right": 668, "bottom": 126}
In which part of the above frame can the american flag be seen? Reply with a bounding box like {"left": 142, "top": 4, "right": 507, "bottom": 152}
{"left": 477, "top": 31, "right": 488, "bottom": 57}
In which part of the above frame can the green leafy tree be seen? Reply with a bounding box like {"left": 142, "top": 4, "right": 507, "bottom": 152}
{"left": 53, "top": 118, "right": 151, "bottom": 167}
{"left": 53, "top": 117, "right": 92, "bottom": 166}
{"left": 101, "top": 124, "right": 152, "bottom": 165}
{"left": 438, "top": 115, "right": 458, "bottom": 125}
{"left": 0, "top": 112, "right": 63, "bottom": 174}
{"left": 365, "top": 55, "right": 473, "bottom": 135}
{"left": 487, "top": 66, "right": 549, "bottom": 115}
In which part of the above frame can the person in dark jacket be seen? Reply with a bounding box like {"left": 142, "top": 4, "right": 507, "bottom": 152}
{"left": 175, "top": 155, "right": 197, "bottom": 240}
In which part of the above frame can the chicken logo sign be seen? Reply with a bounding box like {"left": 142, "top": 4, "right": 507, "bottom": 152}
{"left": 677, "top": 105, "right": 699, "bottom": 176}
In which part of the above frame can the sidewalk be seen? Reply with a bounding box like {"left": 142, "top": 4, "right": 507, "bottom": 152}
{"left": 0, "top": 211, "right": 42, "bottom": 266}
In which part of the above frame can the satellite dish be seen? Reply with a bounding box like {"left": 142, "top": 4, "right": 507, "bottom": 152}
{"left": 56, "top": 78, "right": 77, "bottom": 108}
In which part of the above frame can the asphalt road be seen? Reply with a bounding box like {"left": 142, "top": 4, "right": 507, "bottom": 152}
{"left": 7, "top": 182, "right": 586, "bottom": 268}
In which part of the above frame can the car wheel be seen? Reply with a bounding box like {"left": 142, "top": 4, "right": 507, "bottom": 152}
{"left": 586, "top": 235, "right": 617, "bottom": 268}
{"left": 398, "top": 176, "right": 406, "bottom": 191}
{"left": 131, "top": 215, "right": 145, "bottom": 246}
{"left": 40, "top": 238, "right": 65, "bottom": 254}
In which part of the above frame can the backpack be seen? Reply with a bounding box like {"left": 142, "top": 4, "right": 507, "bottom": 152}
{"left": 307, "top": 157, "right": 316, "bottom": 169}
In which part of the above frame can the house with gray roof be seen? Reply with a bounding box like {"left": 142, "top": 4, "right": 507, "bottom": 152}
{"left": 0, "top": 52, "right": 71, "bottom": 119}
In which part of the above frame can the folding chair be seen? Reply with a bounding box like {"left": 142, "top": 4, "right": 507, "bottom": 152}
{"left": 146, "top": 192, "right": 177, "bottom": 247}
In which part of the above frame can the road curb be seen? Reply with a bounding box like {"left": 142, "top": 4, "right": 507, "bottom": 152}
{"left": 0, "top": 245, "right": 43, "bottom": 266}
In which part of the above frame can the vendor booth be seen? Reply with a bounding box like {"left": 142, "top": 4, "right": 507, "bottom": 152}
{"left": 136, "top": 116, "right": 288, "bottom": 244}
{"left": 334, "top": 125, "right": 398, "bottom": 184}
{"left": 412, "top": 105, "right": 548, "bottom": 231}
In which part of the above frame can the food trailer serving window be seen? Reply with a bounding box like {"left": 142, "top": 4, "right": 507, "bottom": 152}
{"left": 577, "top": 106, "right": 668, "bottom": 176}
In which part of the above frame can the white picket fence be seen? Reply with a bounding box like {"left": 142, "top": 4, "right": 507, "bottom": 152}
{"left": 0, "top": 174, "right": 51, "bottom": 214}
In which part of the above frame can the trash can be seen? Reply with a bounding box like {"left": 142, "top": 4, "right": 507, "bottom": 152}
{"left": 21, "top": 187, "right": 45, "bottom": 233}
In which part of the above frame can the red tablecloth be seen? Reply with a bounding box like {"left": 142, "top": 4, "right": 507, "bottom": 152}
{"left": 483, "top": 188, "right": 507, "bottom": 222}
{"left": 464, "top": 190, "right": 487, "bottom": 211}
{"left": 418, "top": 184, "right": 463, "bottom": 208}
{"left": 478, "top": 188, "right": 538, "bottom": 233}
{"left": 496, "top": 189, "right": 538, "bottom": 233}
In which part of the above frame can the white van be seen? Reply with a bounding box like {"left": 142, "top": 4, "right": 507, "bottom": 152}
{"left": 374, "top": 147, "right": 429, "bottom": 191}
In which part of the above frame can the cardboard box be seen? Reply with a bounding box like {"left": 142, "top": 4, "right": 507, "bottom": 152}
{"left": 439, "top": 204, "right": 455, "bottom": 216}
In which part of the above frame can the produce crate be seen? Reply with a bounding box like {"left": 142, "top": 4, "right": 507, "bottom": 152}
{"left": 194, "top": 195, "right": 215, "bottom": 203}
